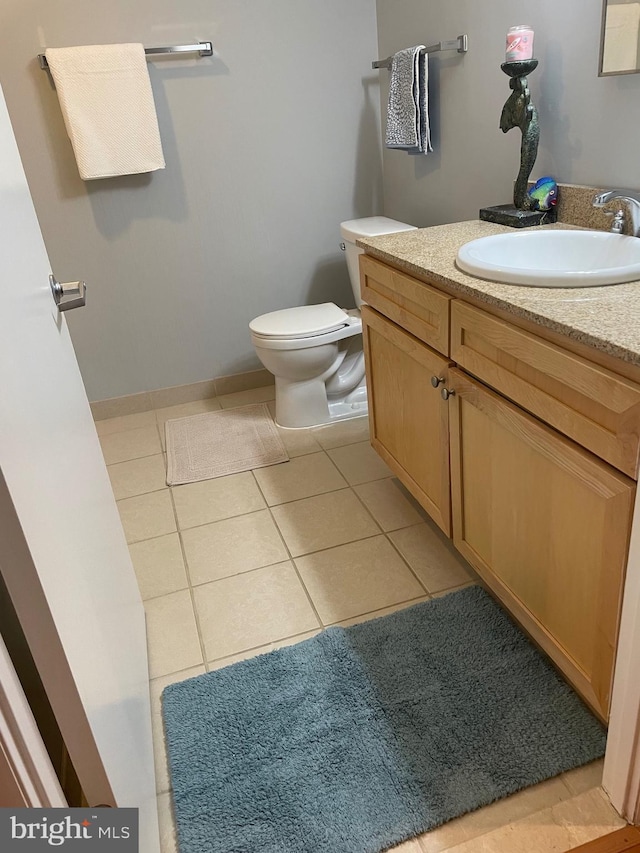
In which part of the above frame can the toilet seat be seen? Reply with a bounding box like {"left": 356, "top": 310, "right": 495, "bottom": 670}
{"left": 250, "top": 303, "right": 350, "bottom": 339}
{"left": 250, "top": 307, "right": 362, "bottom": 351}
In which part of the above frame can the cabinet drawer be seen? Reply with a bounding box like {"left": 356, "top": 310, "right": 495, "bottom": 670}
{"left": 360, "top": 255, "right": 451, "bottom": 356}
{"left": 451, "top": 301, "right": 640, "bottom": 478}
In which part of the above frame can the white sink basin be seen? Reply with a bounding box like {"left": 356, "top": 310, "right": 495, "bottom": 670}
{"left": 456, "top": 230, "right": 640, "bottom": 288}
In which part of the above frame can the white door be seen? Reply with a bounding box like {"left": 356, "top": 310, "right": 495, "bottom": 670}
{"left": 0, "top": 85, "right": 159, "bottom": 851}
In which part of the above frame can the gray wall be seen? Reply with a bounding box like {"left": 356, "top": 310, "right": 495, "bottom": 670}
{"left": 0, "top": 0, "right": 381, "bottom": 401}
{"left": 376, "top": 0, "right": 640, "bottom": 227}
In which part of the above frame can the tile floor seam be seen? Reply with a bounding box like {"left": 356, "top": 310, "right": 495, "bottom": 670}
{"left": 94, "top": 408, "right": 157, "bottom": 424}
{"left": 384, "top": 532, "right": 432, "bottom": 596}
{"left": 155, "top": 502, "right": 270, "bottom": 537}
{"left": 95, "top": 395, "right": 361, "bottom": 432}
{"left": 556, "top": 771, "right": 599, "bottom": 801}
{"left": 244, "top": 477, "right": 354, "bottom": 511}
{"left": 430, "top": 581, "right": 477, "bottom": 599}
{"left": 136, "top": 580, "right": 190, "bottom": 602}
{"left": 249, "top": 469, "right": 325, "bottom": 629}
{"left": 347, "top": 484, "right": 432, "bottom": 596}
{"left": 322, "top": 447, "right": 349, "bottom": 478}
{"left": 111, "top": 484, "right": 168, "bottom": 501}
{"left": 204, "top": 628, "right": 324, "bottom": 668}
{"left": 289, "top": 529, "right": 386, "bottom": 562}
{"left": 264, "top": 485, "right": 385, "bottom": 560}
{"left": 94, "top": 416, "right": 153, "bottom": 427}
{"left": 312, "top": 436, "right": 368, "bottom": 451}
{"left": 560, "top": 774, "right": 598, "bottom": 802}
{"left": 167, "top": 488, "right": 208, "bottom": 670}
{"left": 150, "top": 663, "right": 204, "bottom": 690}
{"left": 108, "top": 449, "right": 163, "bottom": 466}
{"left": 324, "top": 594, "right": 430, "bottom": 628}
{"left": 175, "top": 551, "right": 294, "bottom": 589}
{"left": 107, "top": 452, "right": 166, "bottom": 469}
{"left": 348, "top": 481, "right": 390, "bottom": 525}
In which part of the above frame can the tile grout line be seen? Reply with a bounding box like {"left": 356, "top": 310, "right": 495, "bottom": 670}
{"left": 346, "top": 481, "right": 433, "bottom": 597}
{"left": 116, "top": 414, "right": 441, "bottom": 646}
{"left": 114, "top": 469, "right": 396, "bottom": 528}
{"left": 166, "top": 487, "right": 210, "bottom": 672}
{"left": 104, "top": 448, "right": 162, "bottom": 467}
{"left": 98, "top": 410, "right": 369, "bottom": 447}
{"left": 123, "top": 500, "right": 269, "bottom": 544}
{"left": 205, "top": 628, "right": 322, "bottom": 670}
{"left": 383, "top": 530, "right": 432, "bottom": 597}
{"left": 149, "top": 661, "right": 206, "bottom": 688}
{"left": 137, "top": 519, "right": 439, "bottom": 603}
{"left": 250, "top": 472, "right": 363, "bottom": 510}
{"left": 137, "top": 530, "right": 442, "bottom": 602}
{"left": 203, "top": 588, "right": 442, "bottom": 666}
{"left": 254, "top": 455, "right": 432, "bottom": 628}
{"left": 249, "top": 470, "right": 326, "bottom": 630}
{"left": 116, "top": 462, "right": 453, "bottom": 603}
{"left": 325, "top": 594, "right": 430, "bottom": 629}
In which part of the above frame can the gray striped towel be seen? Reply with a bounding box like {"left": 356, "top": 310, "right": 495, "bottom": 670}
{"left": 385, "top": 46, "right": 432, "bottom": 154}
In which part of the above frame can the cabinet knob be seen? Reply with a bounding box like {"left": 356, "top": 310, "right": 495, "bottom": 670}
{"left": 431, "top": 376, "right": 445, "bottom": 388}
{"left": 441, "top": 387, "right": 456, "bottom": 401}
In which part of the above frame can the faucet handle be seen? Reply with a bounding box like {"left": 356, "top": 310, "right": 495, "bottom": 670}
{"left": 604, "top": 208, "right": 626, "bottom": 234}
{"left": 593, "top": 190, "right": 640, "bottom": 235}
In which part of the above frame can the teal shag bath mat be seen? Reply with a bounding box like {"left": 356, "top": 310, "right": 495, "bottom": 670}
{"left": 162, "top": 585, "right": 606, "bottom": 853}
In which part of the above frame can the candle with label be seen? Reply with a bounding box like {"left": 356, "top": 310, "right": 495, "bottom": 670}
{"left": 505, "top": 25, "right": 534, "bottom": 62}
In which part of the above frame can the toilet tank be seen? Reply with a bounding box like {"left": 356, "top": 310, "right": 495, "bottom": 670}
{"left": 340, "top": 216, "right": 417, "bottom": 307}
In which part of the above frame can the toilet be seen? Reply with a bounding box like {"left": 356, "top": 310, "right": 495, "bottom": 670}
{"left": 250, "top": 217, "right": 417, "bottom": 428}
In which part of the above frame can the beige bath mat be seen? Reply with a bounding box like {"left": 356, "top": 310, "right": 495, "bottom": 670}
{"left": 165, "top": 403, "right": 288, "bottom": 486}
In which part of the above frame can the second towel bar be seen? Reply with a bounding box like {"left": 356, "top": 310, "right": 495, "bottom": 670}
{"left": 372, "top": 34, "right": 468, "bottom": 69}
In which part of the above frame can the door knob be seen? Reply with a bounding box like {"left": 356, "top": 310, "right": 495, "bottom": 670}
{"left": 441, "top": 387, "right": 455, "bottom": 400}
{"left": 49, "top": 275, "right": 86, "bottom": 312}
{"left": 431, "top": 376, "right": 445, "bottom": 388}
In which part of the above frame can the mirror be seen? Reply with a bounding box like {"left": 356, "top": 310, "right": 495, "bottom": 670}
{"left": 600, "top": 0, "right": 640, "bottom": 75}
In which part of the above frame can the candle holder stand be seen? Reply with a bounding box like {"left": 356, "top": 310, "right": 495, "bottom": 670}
{"left": 480, "top": 59, "right": 556, "bottom": 227}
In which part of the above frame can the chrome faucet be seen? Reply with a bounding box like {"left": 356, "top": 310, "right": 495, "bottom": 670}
{"left": 593, "top": 189, "right": 640, "bottom": 236}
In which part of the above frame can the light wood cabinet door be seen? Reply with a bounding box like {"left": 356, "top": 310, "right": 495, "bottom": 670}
{"left": 362, "top": 305, "right": 452, "bottom": 535}
{"left": 448, "top": 367, "right": 635, "bottom": 720}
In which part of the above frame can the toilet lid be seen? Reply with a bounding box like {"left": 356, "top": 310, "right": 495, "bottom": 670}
{"left": 250, "top": 303, "right": 350, "bottom": 339}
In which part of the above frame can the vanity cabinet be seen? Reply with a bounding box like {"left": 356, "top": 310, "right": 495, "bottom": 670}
{"left": 360, "top": 253, "right": 639, "bottom": 721}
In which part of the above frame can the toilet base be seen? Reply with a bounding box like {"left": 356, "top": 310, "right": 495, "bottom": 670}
{"left": 277, "top": 405, "right": 367, "bottom": 431}
{"left": 327, "top": 398, "right": 368, "bottom": 422}
{"left": 274, "top": 375, "right": 368, "bottom": 429}
{"left": 276, "top": 401, "right": 368, "bottom": 430}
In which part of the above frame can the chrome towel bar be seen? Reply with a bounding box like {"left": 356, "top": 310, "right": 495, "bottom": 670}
{"left": 372, "top": 34, "right": 468, "bottom": 69}
{"left": 38, "top": 41, "right": 214, "bottom": 70}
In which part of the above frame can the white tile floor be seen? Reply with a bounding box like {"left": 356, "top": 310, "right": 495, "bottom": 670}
{"left": 95, "top": 385, "right": 624, "bottom": 853}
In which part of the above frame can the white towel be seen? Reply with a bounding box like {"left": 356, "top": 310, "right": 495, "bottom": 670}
{"left": 385, "top": 46, "right": 432, "bottom": 154}
{"left": 45, "top": 43, "right": 166, "bottom": 180}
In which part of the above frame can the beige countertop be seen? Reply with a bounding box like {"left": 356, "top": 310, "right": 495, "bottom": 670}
{"left": 357, "top": 220, "right": 640, "bottom": 367}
